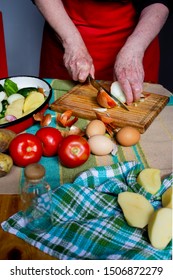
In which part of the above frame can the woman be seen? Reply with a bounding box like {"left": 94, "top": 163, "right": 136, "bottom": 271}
{"left": 33, "top": 0, "right": 170, "bottom": 104}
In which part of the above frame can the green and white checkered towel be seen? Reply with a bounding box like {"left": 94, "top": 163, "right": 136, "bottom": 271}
{"left": 1, "top": 161, "right": 172, "bottom": 260}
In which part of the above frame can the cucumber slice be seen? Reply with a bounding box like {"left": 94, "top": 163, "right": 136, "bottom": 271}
{"left": 17, "top": 87, "right": 38, "bottom": 97}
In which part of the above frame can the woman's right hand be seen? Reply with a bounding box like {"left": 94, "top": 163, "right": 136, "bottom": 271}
{"left": 63, "top": 41, "right": 95, "bottom": 83}
{"left": 34, "top": 0, "right": 95, "bottom": 82}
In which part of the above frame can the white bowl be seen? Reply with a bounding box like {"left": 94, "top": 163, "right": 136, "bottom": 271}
{"left": 0, "top": 75, "right": 52, "bottom": 133}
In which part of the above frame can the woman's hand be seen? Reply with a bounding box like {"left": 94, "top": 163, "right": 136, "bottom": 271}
{"left": 63, "top": 41, "right": 95, "bottom": 82}
{"left": 114, "top": 46, "right": 144, "bottom": 105}
{"left": 34, "top": 0, "right": 95, "bottom": 82}
{"left": 114, "top": 3, "right": 169, "bottom": 105}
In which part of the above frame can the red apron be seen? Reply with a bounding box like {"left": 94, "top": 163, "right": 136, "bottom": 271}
{"left": 39, "top": 0, "right": 159, "bottom": 83}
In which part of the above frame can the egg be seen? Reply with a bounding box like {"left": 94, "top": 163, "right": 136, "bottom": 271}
{"left": 88, "top": 135, "right": 114, "bottom": 155}
{"left": 86, "top": 119, "right": 106, "bottom": 138}
{"left": 116, "top": 126, "right": 140, "bottom": 147}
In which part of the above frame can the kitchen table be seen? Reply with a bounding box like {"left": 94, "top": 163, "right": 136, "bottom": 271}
{"left": 0, "top": 79, "right": 172, "bottom": 260}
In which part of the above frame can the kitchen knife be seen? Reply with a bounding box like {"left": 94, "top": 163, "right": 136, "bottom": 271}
{"left": 88, "top": 74, "right": 129, "bottom": 111}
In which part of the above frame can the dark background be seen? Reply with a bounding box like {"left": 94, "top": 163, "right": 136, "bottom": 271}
{"left": 0, "top": 0, "right": 173, "bottom": 92}
{"left": 159, "top": 12, "right": 173, "bottom": 92}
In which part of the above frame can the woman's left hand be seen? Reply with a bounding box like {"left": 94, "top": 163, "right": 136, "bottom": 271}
{"left": 114, "top": 46, "right": 144, "bottom": 105}
{"left": 114, "top": 3, "right": 169, "bottom": 105}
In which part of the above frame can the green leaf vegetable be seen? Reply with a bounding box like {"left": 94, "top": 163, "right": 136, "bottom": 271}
{"left": 0, "top": 100, "right": 8, "bottom": 118}
{"left": 17, "top": 87, "right": 38, "bottom": 97}
{"left": 0, "top": 78, "right": 46, "bottom": 122}
{"left": 4, "top": 79, "right": 19, "bottom": 96}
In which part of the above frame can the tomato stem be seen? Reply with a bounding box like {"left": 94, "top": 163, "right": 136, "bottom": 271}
{"left": 71, "top": 147, "right": 80, "bottom": 155}
{"left": 26, "top": 146, "right": 32, "bottom": 152}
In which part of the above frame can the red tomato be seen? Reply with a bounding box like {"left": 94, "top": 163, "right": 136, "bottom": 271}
{"left": 36, "top": 127, "right": 63, "bottom": 157}
{"left": 9, "top": 133, "right": 43, "bottom": 167}
{"left": 58, "top": 135, "right": 90, "bottom": 168}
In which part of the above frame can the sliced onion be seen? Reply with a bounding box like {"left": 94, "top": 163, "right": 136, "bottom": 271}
{"left": 93, "top": 108, "right": 107, "bottom": 112}
{"left": 111, "top": 143, "right": 118, "bottom": 156}
{"left": 40, "top": 113, "right": 52, "bottom": 126}
{"left": 97, "top": 88, "right": 117, "bottom": 108}
{"left": 5, "top": 115, "right": 17, "bottom": 122}
{"left": 0, "top": 91, "right": 7, "bottom": 102}
{"left": 95, "top": 112, "right": 114, "bottom": 124}
{"left": 110, "top": 81, "right": 126, "bottom": 103}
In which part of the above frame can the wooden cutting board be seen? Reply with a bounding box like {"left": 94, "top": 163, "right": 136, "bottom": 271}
{"left": 50, "top": 81, "right": 169, "bottom": 133}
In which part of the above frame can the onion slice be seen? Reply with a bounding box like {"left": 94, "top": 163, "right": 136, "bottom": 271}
{"left": 5, "top": 115, "right": 17, "bottom": 122}
{"left": 97, "top": 88, "right": 117, "bottom": 108}
{"left": 110, "top": 81, "right": 126, "bottom": 103}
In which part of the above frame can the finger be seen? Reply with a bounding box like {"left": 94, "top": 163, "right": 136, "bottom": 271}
{"left": 89, "top": 64, "right": 95, "bottom": 79}
{"left": 78, "top": 70, "right": 89, "bottom": 83}
{"left": 71, "top": 72, "right": 79, "bottom": 81}
{"left": 66, "top": 63, "right": 78, "bottom": 81}
{"left": 130, "top": 69, "right": 144, "bottom": 101}
{"left": 78, "top": 62, "right": 94, "bottom": 82}
{"left": 119, "top": 79, "right": 134, "bottom": 105}
{"left": 130, "top": 81, "right": 143, "bottom": 101}
{"left": 116, "top": 69, "right": 144, "bottom": 103}
{"left": 65, "top": 58, "right": 82, "bottom": 81}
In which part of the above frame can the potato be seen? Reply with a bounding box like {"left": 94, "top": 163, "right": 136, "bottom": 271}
{"left": 148, "top": 208, "right": 172, "bottom": 249}
{"left": 0, "top": 152, "right": 13, "bottom": 177}
{"left": 5, "top": 98, "right": 24, "bottom": 119}
{"left": 23, "top": 91, "right": 45, "bottom": 113}
{"left": 0, "top": 129, "right": 16, "bottom": 152}
{"left": 118, "top": 192, "right": 154, "bottom": 228}
{"left": 162, "top": 186, "right": 173, "bottom": 209}
{"left": 137, "top": 168, "right": 161, "bottom": 194}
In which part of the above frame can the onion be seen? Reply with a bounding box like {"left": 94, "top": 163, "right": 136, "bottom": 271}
{"left": 40, "top": 113, "right": 52, "bottom": 127}
{"left": 93, "top": 108, "right": 107, "bottom": 112}
{"left": 5, "top": 115, "right": 17, "bottom": 122}
{"left": 97, "top": 88, "right": 117, "bottom": 108}
{"left": 110, "top": 81, "right": 126, "bottom": 103}
{"left": 0, "top": 91, "right": 7, "bottom": 102}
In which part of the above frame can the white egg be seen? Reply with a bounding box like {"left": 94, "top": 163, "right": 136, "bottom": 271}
{"left": 110, "top": 81, "right": 126, "bottom": 103}
{"left": 88, "top": 135, "right": 114, "bottom": 156}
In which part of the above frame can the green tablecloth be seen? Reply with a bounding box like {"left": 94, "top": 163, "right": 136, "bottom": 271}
{"left": 19, "top": 79, "right": 152, "bottom": 189}
{"left": 1, "top": 79, "right": 172, "bottom": 194}
{"left": 2, "top": 161, "right": 172, "bottom": 260}
{"left": 1, "top": 79, "right": 173, "bottom": 260}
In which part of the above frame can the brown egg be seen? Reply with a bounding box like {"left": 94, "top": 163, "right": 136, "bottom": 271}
{"left": 116, "top": 126, "right": 140, "bottom": 147}
{"left": 86, "top": 119, "right": 106, "bottom": 138}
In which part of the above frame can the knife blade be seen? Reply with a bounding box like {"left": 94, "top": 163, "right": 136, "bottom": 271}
{"left": 88, "top": 74, "right": 129, "bottom": 111}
